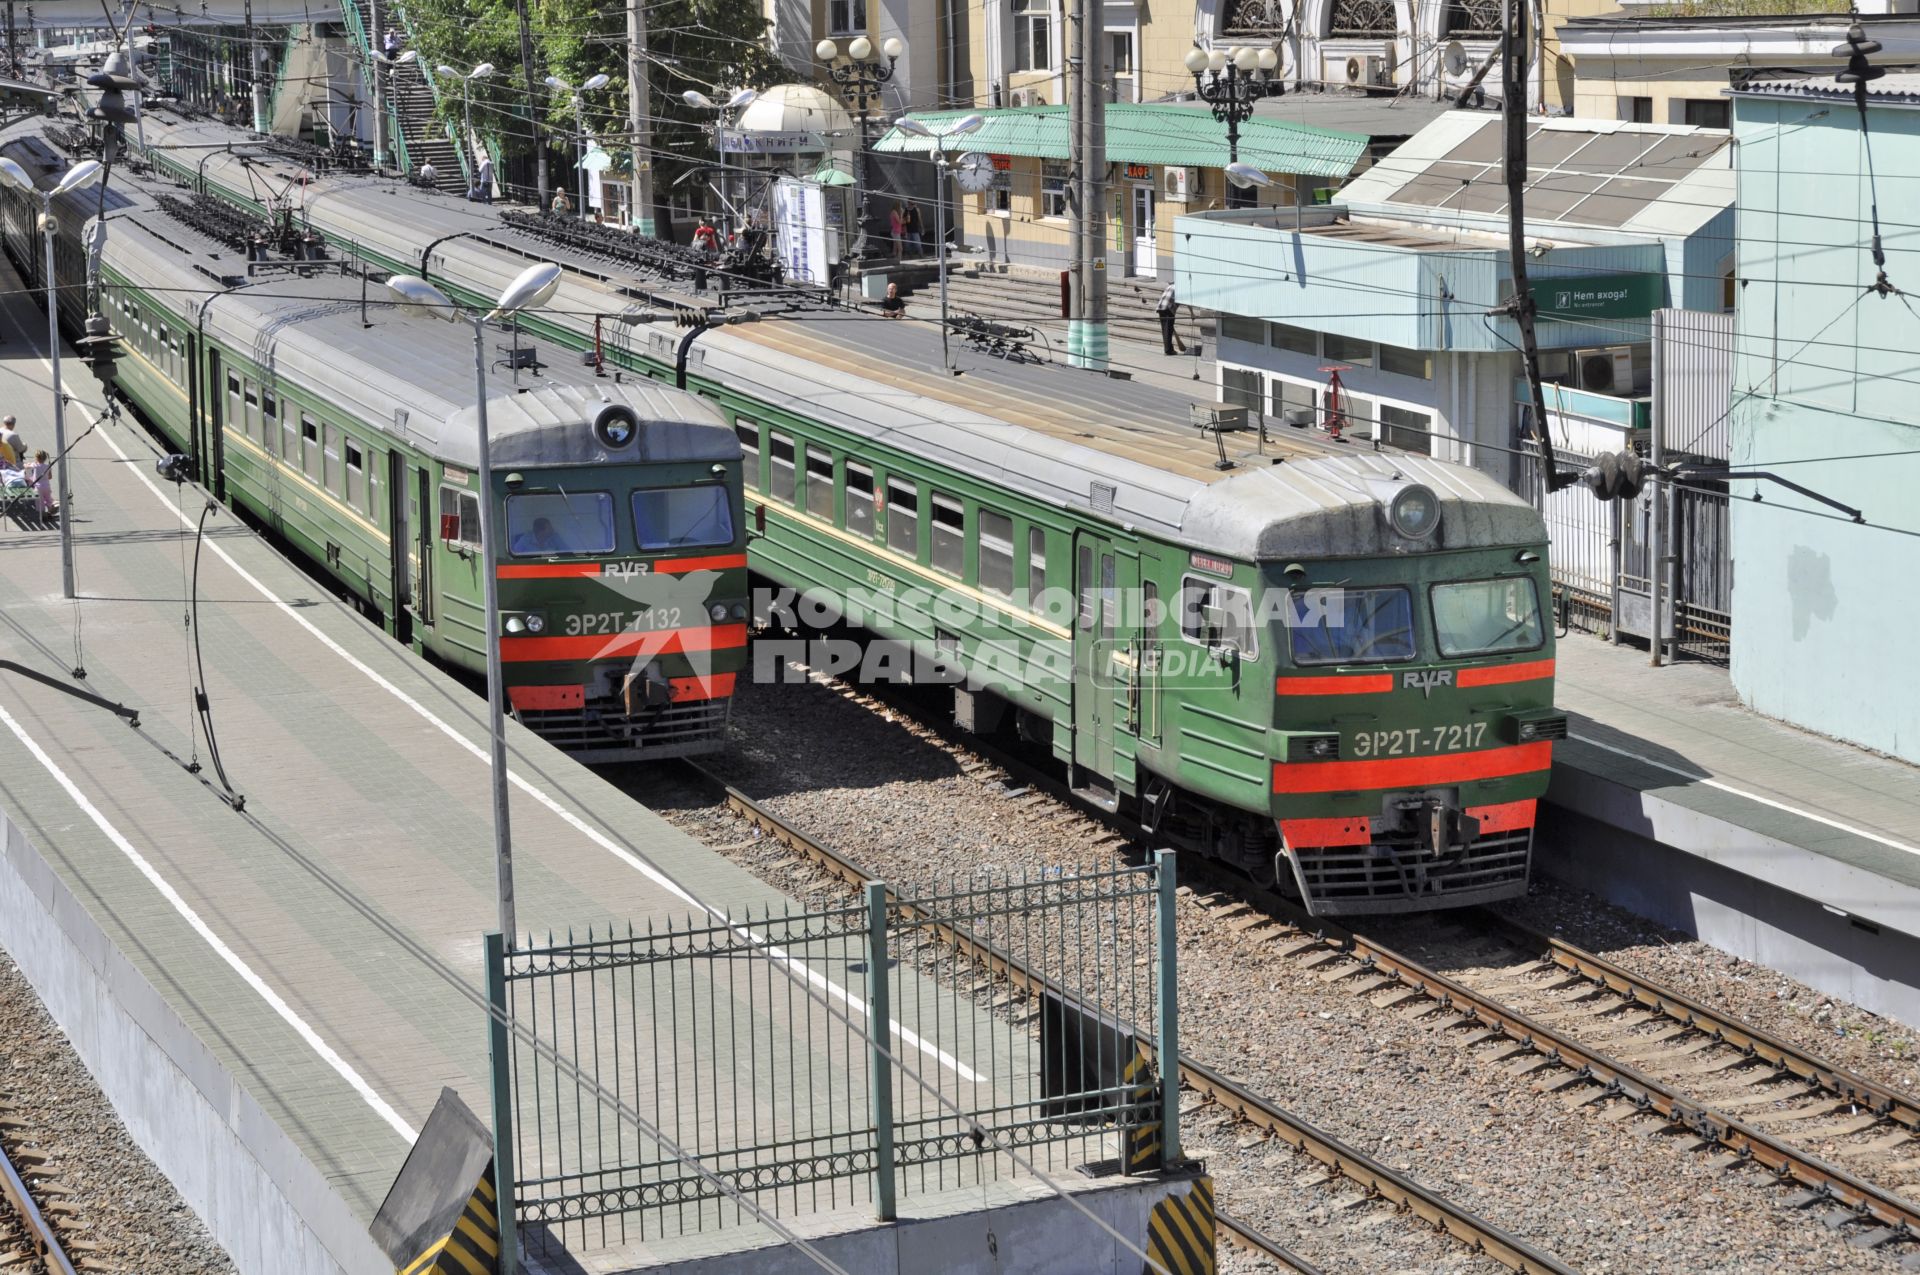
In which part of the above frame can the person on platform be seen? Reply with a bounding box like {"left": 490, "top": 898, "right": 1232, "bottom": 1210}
{"left": 1156, "top": 281, "right": 1186, "bottom": 356}
{"left": 692, "top": 219, "right": 719, "bottom": 256}
{"left": 381, "top": 28, "right": 402, "bottom": 58}
{"left": 0, "top": 417, "right": 22, "bottom": 468}
{"left": 888, "top": 203, "right": 904, "bottom": 258}
{"left": 903, "top": 203, "right": 924, "bottom": 255}
{"left": 880, "top": 282, "right": 906, "bottom": 319}
{"left": 23, "top": 450, "right": 52, "bottom": 519}
{"left": 417, "top": 161, "right": 438, "bottom": 189}
{"left": 551, "top": 189, "right": 573, "bottom": 215}
{"left": 474, "top": 156, "right": 494, "bottom": 204}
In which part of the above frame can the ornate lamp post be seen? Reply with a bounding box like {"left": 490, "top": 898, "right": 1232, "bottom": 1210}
{"left": 436, "top": 62, "right": 495, "bottom": 184}
{"left": 1185, "top": 44, "right": 1279, "bottom": 208}
{"left": 815, "top": 35, "right": 903, "bottom": 260}
{"left": 893, "top": 114, "right": 982, "bottom": 371}
{"left": 683, "top": 87, "right": 758, "bottom": 235}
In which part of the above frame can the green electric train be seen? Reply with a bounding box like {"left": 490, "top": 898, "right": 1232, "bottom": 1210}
{"left": 0, "top": 126, "right": 749, "bottom": 762}
{"left": 120, "top": 109, "right": 1565, "bottom": 914}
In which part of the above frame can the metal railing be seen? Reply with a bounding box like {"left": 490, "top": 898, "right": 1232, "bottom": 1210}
{"left": 488, "top": 858, "right": 1175, "bottom": 1258}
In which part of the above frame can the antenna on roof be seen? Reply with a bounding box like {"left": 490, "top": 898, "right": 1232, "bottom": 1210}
{"left": 1833, "top": 24, "right": 1890, "bottom": 293}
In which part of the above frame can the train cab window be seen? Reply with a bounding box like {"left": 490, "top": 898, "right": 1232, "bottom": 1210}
{"left": 930, "top": 494, "right": 964, "bottom": 577}
{"left": 846, "top": 462, "right": 876, "bottom": 537}
{"left": 769, "top": 432, "right": 797, "bottom": 505}
{"left": 439, "top": 485, "right": 482, "bottom": 551}
{"left": 344, "top": 440, "right": 364, "bottom": 510}
{"left": 1284, "top": 587, "right": 1414, "bottom": 666}
{"left": 805, "top": 448, "right": 834, "bottom": 520}
{"left": 1180, "top": 577, "right": 1259, "bottom": 659}
{"left": 736, "top": 420, "right": 761, "bottom": 491}
{"left": 1027, "top": 527, "right": 1047, "bottom": 609}
{"left": 979, "top": 510, "right": 1014, "bottom": 598}
{"left": 632, "top": 485, "right": 735, "bottom": 551}
{"left": 1430, "top": 577, "right": 1544, "bottom": 657}
{"left": 885, "top": 478, "right": 918, "bottom": 558}
{"left": 507, "top": 491, "right": 614, "bottom": 556}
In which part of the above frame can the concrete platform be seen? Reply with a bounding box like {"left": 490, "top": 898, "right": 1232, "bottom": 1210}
{"left": 1542, "top": 633, "right": 1920, "bottom": 1026}
{"left": 0, "top": 276, "right": 1180, "bottom": 1273}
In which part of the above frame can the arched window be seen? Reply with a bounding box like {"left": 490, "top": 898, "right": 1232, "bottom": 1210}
{"left": 1329, "top": 0, "right": 1395, "bottom": 36}
{"left": 1443, "top": 0, "right": 1500, "bottom": 33}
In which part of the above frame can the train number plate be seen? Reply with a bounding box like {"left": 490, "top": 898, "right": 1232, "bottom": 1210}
{"left": 1349, "top": 722, "right": 1489, "bottom": 758}
{"left": 564, "top": 608, "right": 685, "bottom": 636}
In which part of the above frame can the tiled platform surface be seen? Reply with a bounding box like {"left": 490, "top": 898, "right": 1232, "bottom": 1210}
{"left": 1546, "top": 633, "right": 1920, "bottom": 1023}
{"left": 0, "top": 278, "right": 1156, "bottom": 1274}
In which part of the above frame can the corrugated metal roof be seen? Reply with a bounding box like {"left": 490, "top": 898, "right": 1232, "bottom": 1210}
{"left": 873, "top": 104, "right": 1368, "bottom": 178}
{"left": 1732, "top": 70, "right": 1920, "bottom": 105}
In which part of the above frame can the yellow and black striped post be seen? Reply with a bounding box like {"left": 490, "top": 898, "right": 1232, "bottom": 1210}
{"left": 1124, "top": 1045, "right": 1163, "bottom": 1174}
{"left": 397, "top": 1170, "right": 502, "bottom": 1275}
{"left": 1142, "top": 1176, "right": 1215, "bottom": 1275}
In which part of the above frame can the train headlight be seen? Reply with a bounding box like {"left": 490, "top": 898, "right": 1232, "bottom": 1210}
{"left": 729, "top": 602, "right": 749, "bottom": 620}
{"left": 525, "top": 613, "right": 546, "bottom": 634}
{"left": 1519, "top": 721, "right": 1537, "bottom": 740}
{"left": 710, "top": 603, "right": 728, "bottom": 622}
{"left": 1389, "top": 484, "right": 1441, "bottom": 540}
{"left": 502, "top": 611, "right": 547, "bottom": 635}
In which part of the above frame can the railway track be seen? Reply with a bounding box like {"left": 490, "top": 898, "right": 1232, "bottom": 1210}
{"left": 752, "top": 655, "right": 1920, "bottom": 1266}
{"left": 0, "top": 1092, "right": 80, "bottom": 1275}
{"left": 681, "top": 758, "right": 1577, "bottom": 1275}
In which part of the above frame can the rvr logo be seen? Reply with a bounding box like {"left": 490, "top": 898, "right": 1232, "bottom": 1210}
{"left": 1403, "top": 669, "right": 1455, "bottom": 698}
{"left": 602, "top": 562, "right": 652, "bottom": 579}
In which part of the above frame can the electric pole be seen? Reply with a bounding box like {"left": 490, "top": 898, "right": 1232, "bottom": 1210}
{"left": 370, "top": 0, "right": 387, "bottom": 169}
{"left": 515, "top": 0, "right": 547, "bottom": 206}
{"left": 627, "top": 0, "right": 654, "bottom": 235}
{"left": 1066, "top": 0, "right": 1107, "bottom": 370}
{"left": 1502, "top": 0, "right": 1569, "bottom": 495}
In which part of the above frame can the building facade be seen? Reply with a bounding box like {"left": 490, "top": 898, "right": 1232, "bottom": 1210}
{"left": 1724, "top": 71, "right": 1920, "bottom": 764}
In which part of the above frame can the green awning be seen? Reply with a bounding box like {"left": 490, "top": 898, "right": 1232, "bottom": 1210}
{"left": 873, "top": 103, "right": 1368, "bottom": 178}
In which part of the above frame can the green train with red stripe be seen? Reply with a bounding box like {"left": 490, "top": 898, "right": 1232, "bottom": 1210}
{"left": 0, "top": 127, "right": 747, "bottom": 762}
{"left": 121, "top": 108, "right": 1567, "bottom": 914}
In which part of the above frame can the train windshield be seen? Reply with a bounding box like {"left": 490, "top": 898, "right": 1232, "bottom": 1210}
{"left": 505, "top": 491, "right": 615, "bottom": 557}
{"left": 632, "top": 485, "right": 735, "bottom": 551}
{"left": 1431, "top": 578, "right": 1544, "bottom": 657}
{"left": 1283, "top": 587, "right": 1417, "bottom": 666}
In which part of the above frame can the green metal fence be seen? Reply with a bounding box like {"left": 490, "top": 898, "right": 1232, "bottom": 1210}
{"left": 488, "top": 854, "right": 1179, "bottom": 1262}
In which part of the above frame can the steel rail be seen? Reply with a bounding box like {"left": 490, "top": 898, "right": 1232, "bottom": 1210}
{"left": 1215, "top": 1210, "right": 1326, "bottom": 1275}
{"left": 1476, "top": 909, "right": 1920, "bottom": 1132}
{"left": 681, "top": 760, "right": 1580, "bottom": 1275}
{"left": 0, "top": 1135, "right": 79, "bottom": 1275}
{"left": 1241, "top": 886, "right": 1920, "bottom": 1246}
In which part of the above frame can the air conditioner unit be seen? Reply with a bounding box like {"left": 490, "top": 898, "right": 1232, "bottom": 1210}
{"left": 1162, "top": 166, "right": 1195, "bottom": 202}
{"left": 1343, "top": 55, "right": 1389, "bottom": 87}
{"left": 1573, "top": 346, "right": 1637, "bottom": 395}
{"left": 1380, "top": 41, "right": 1399, "bottom": 82}
{"left": 1010, "top": 87, "right": 1044, "bottom": 107}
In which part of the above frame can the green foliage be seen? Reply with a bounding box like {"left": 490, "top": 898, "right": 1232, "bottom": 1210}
{"left": 397, "top": 0, "right": 782, "bottom": 197}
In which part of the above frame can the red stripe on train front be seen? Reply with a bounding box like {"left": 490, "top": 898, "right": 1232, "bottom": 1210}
{"left": 499, "top": 624, "right": 749, "bottom": 662}
{"left": 669, "top": 673, "right": 737, "bottom": 702}
{"left": 1274, "top": 673, "right": 1394, "bottom": 696}
{"left": 495, "top": 553, "right": 747, "bottom": 579}
{"left": 1278, "top": 816, "right": 1374, "bottom": 847}
{"left": 1271, "top": 742, "right": 1553, "bottom": 794}
{"left": 1465, "top": 799, "right": 1537, "bottom": 834}
{"left": 1455, "top": 659, "right": 1556, "bottom": 688}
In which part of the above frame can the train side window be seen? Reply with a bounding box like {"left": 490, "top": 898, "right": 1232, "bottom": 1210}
{"left": 344, "top": 439, "right": 364, "bottom": 510}
{"left": 438, "top": 484, "right": 481, "bottom": 551}
{"left": 366, "top": 447, "right": 382, "bottom": 519}
{"left": 281, "top": 407, "right": 299, "bottom": 468}
{"left": 1100, "top": 552, "right": 1116, "bottom": 641}
{"left": 323, "top": 423, "right": 340, "bottom": 492}
{"left": 805, "top": 447, "right": 834, "bottom": 520}
{"left": 1179, "top": 576, "right": 1259, "bottom": 659}
{"left": 846, "top": 461, "right": 876, "bottom": 537}
{"left": 300, "top": 414, "right": 320, "bottom": 478}
{"left": 979, "top": 510, "right": 1014, "bottom": 598}
{"left": 261, "top": 388, "right": 277, "bottom": 442}
{"left": 769, "top": 432, "right": 796, "bottom": 505}
{"left": 225, "top": 371, "right": 241, "bottom": 431}
{"left": 736, "top": 420, "right": 760, "bottom": 491}
{"left": 1077, "top": 544, "right": 1095, "bottom": 629}
{"left": 930, "top": 494, "right": 964, "bottom": 577}
{"left": 885, "top": 478, "right": 918, "bottom": 558}
{"left": 242, "top": 379, "right": 261, "bottom": 441}
{"left": 1027, "top": 527, "right": 1048, "bottom": 611}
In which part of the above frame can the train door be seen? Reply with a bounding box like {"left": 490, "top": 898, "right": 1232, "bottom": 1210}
{"left": 1136, "top": 555, "right": 1164, "bottom": 748}
{"left": 1070, "top": 529, "right": 1136, "bottom": 805}
{"left": 388, "top": 451, "right": 413, "bottom": 645}
{"left": 205, "top": 347, "right": 227, "bottom": 501}
{"left": 409, "top": 465, "right": 434, "bottom": 633}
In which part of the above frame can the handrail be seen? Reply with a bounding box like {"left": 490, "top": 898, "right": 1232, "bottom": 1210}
{"left": 333, "top": 0, "right": 410, "bottom": 173}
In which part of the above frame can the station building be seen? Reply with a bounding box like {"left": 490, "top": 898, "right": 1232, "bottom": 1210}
{"left": 1172, "top": 111, "right": 1735, "bottom": 486}
{"left": 1722, "top": 69, "right": 1920, "bottom": 766}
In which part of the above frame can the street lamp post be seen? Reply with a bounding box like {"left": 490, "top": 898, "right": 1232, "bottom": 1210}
{"left": 370, "top": 47, "right": 415, "bottom": 172}
{"left": 383, "top": 261, "right": 563, "bottom": 947}
{"left": 816, "top": 36, "right": 903, "bottom": 261}
{"left": 893, "top": 114, "right": 982, "bottom": 371}
{"left": 435, "top": 61, "right": 495, "bottom": 186}
{"left": 1186, "top": 45, "right": 1279, "bottom": 208}
{"left": 682, "top": 88, "right": 758, "bottom": 236}
{"left": 0, "top": 157, "right": 105, "bottom": 601}
{"left": 544, "top": 72, "right": 609, "bottom": 215}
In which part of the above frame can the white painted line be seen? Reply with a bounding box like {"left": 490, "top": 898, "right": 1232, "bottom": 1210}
{"left": 0, "top": 700, "right": 418, "bottom": 1143}
{"left": 86, "top": 410, "right": 982, "bottom": 1084}
{"left": 1567, "top": 731, "right": 1920, "bottom": 858}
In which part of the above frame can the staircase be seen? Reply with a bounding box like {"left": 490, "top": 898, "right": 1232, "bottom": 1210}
{"left": 339, "top": 0, "right": 467, "bottom": 194}
{"left": 934, "top": 265, "right": 1208, "bottom": 347}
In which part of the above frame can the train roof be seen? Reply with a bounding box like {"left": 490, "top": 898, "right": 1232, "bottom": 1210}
{"left": 121, "top": 109, "right": 1544, "bottom": 558}
{"left": 0, "top": 120, "right": 729, "bottom": 470}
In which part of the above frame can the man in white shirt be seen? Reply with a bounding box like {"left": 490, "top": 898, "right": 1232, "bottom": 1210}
{"left": 1155, "top": 283, "right": 1185, "bottom": 355}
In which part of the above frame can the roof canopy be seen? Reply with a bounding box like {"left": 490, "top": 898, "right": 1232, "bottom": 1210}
{"left": 874, "top": 104, "right": 1368, "bottom": 178}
